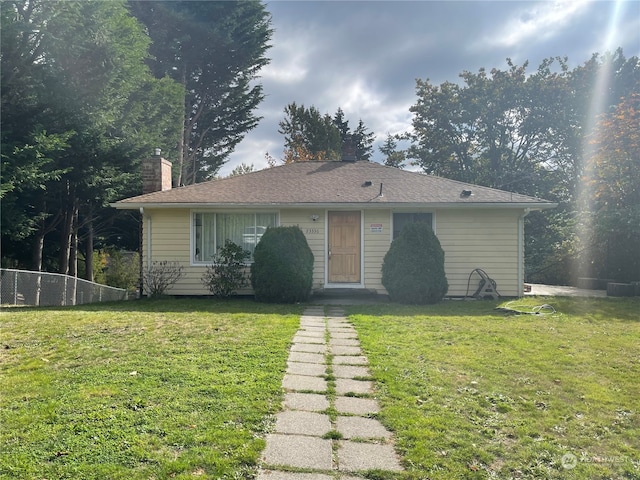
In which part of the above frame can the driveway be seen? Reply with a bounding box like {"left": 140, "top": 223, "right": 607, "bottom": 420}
{"left": 525, "top": 283, "right": 606, "bottom": 298}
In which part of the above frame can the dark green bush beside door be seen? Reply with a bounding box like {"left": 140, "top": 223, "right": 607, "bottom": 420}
{"left": 251, "top": 226, "right": 314, "bottom": 303}
{"left": 382, "top": 222, "right": 448, "bottom": 304}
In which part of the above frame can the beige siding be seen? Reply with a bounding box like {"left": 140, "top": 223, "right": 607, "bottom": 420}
{"left": 143, "top": 208, "right": 209, "bottom": 295}
{"left": 142, "top": 206, "right": 524, "bottom": 298}
{"left": 436, "top": 209, "right": 521, "bottom": 296}
{"left": 280, "top": 209, "right": 326, "bottom": 291}
{"left": 362, "top": 210, "right": 391, "bottom": 293}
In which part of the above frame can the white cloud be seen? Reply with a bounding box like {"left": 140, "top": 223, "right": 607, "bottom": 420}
{"left": 479, "top": 0, "right": 591, "bottom": 49}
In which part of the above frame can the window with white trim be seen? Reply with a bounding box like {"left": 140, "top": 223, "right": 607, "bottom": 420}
{"left": 193, "top": 212, "right": 277, "bottom": 263}
{"left": 392, "top": 212, "right": 433, "bottom": 239}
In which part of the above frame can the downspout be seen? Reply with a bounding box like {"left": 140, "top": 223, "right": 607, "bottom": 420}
{"left": 518, "top": 209, "right": 531, "bottom": 297}
{"left": 139, "top": 207, "right": 152, "bottom": 298}
{"left": 139, "top": 207, "right": 144, "bottom": 298}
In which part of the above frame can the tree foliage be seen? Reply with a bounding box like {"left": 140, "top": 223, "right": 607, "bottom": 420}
{"left": 379, "top": 133, "right": 406, "bottom": 168}
{"left": 278, "top": 103, "right": 374, "bottom": 162}
{"left": 578, "top": 93, "right": 640, "bottom": 281}
{"left": 408, "top": 58, "right": 570, "bottom": 197}
{"left": 1, "top": 0, "right": 183, "bottom": 274}
{"left": 407, "top": 52, "right": 640, "bottom": 284}
{"left": 129, "top": 1, "right": 273, "bottom": 184}
{"left": 278, "top": 103, "right": 342, "bottom": 162}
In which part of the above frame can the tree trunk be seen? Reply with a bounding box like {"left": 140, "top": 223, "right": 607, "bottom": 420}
{"left": 85, "top": 207, "right": 94, "bottom": 282}
{"left": 69, "top": 211, "right": 78, "bottom": 278}
{"left": 59, "top": 183, "right": 73, "bottom": 275}
{"left": 176, "top": 64, "right": 188, "bottom": 187}
{"left": 31, "top": 230, "right": 45, "bottom": 272}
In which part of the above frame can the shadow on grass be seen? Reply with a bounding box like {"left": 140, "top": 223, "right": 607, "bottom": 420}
{"left": 343, "top": 296, "right": 640, "bottom": 321}
{"left": 7, "top": 295, "right": 638, "bottom": 321}
{"left": 6, "top": 296, "right": 305, "bottom": 316}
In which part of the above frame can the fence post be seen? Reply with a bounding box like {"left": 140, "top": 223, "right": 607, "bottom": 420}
{"left": 14, "top": 271, "right": 18, "bottom": 305}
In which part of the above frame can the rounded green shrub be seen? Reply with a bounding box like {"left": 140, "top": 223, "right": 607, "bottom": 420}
{"left": 250, "top": 226, "right": 314, "bottom": 303}
{"left": 381, "top": 222, "right": 448, "bottom": 304}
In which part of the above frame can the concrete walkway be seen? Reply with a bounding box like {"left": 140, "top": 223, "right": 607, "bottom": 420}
{"left": 257, "top": 306, "right": 403, "bottom": 479}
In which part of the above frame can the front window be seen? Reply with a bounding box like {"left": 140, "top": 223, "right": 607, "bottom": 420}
{"left": 193, "top": 212, "right": 277, "bottom": 263}
{"left": 393, "top": 212, "right": 433, "bottom": 239}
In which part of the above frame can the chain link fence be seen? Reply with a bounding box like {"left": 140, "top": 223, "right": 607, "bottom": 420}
{"left": 1, "top": 269, "right": 128, "bottom": 307}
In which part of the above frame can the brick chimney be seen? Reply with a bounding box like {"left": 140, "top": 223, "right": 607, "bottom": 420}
{"left": 142, "top": 148, "right": 172, "bottom": 194}
{"left": 341, "top": 137, "right": 357, "bottom": 162}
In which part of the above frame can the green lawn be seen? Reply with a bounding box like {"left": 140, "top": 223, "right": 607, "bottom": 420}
{"left": 0, "top": 299, "right": 302, "bottom": 479}
{"left": 1, "top": 297, "right": 638, "bottom": 479}
{"left": 348, "top": 297, "right": 640, "bottom": 479}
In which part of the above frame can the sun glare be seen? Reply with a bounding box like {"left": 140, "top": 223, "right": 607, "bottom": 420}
{"left": 575, "top": 0, "right": 627, "bottom": 280}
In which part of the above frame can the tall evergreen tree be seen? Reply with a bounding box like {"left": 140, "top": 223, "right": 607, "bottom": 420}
{"left": 278, "top": 103, "right": 342, "bottom": 162}
{"left": 353, "top": 119, "right": 375, "bottom": 161}
{"left": 332, "top": 108, "right": 351, "bottom": 143}
{"left": 128, "top": 1, "right": 273, "bottom": 184}
{"left": 379, "top": 134, "right": 406, "bottom": 168}
{"left": 1, "top": 0, "right": 183, "bottom": 274}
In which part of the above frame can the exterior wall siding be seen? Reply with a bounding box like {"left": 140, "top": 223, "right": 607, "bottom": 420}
{"left": 280, "top": 209, "right": 326, "bottom": 292}
{"left": 141, "top": 206, "right": 524, "bottom": 298}
{"left": 435, "top": 209, "right": 521, "bottom": 297}
{"left": 143, "top": 208, "right": 209, "bottom": 295}
{"left": 363, "top": 210, "right": 391, "bottom": 293}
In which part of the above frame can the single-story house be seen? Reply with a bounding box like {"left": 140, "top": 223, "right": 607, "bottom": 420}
{"left": 112, "top": 153, "right": 556, "bottom": 297}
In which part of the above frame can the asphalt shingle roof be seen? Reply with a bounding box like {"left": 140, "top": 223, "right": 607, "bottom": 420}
{"left": 113, "top": 161, "right": 555, "bottom": 208}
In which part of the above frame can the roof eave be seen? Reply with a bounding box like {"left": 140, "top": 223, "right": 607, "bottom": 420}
{"left": 112, "top": 201, "right": 557, "bottom": 210}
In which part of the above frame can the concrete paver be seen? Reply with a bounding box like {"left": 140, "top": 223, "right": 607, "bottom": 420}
{"left": 332, "top": 365, "right": 371, "bottom": 379}
{"left": 262, "top": 434, "right": 333, "bottom": 470}
{"left": 291, "top": 335, "right": 325, "bottom": 344}
{"left": 286, "top": 361, "right": 326, "bottom": 376}
{"left": 335, "top": 416, "right": 392, "bottom": 440}
{"left": 295, "top": 330, "right": 326, "bottom": 339}
{"left": 328, "top": 328, "right": 357, "bottom": 335}
{"left": 329, "top": 338, "right": 360, "bottom": 346}
{"left": 330, "top": 345, "right": 363, "bottom": 356}
{"left": 333, "top": 355, "right": 369, "bottom": 365}
{"left": 337, "top": 441, "right": 403, "bottom": 472}
{"left": 287, "top": 352, "right": 325, "bottom": 364}
{"left": 291, "top": 343, "right": 327, "bottom": 353}
{"left": 260, "top": 306, "right": 403, "bottom": 477}
{"left": 257, "top": 471, "right": 333, "bottom": 480}
{"left": 335, "top": 378, "right": 374, "bottom": 395}
{"left": 282, "top": 374, "right": 327, "bottom": 392}
{"left": 284, "top": 392, "right": 330, "bottom": 412}
{"left": 330, "top": 331, "right": 358, "bottom": 339}
{"left": 275, "top": 411, "right": 331, "bottom": 436}
{"left": 334, "top": 396, "right": 380, "bottom": 415}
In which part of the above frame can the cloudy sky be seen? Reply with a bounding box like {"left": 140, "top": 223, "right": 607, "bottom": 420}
{"left": 221, "top": 0, "right": 639, "bottom": 176}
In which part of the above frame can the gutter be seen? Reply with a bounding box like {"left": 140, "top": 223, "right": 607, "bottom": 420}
{"left": 517, "top": 208, "right": 531, "bottom": 297}
{"left": 112, "top": 201, "right": 558, "bottom": 211}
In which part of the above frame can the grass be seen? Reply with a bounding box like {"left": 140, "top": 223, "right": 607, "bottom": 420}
{"left": 0, "top": 298, "right": 302, "bottom": 479}
{"left": 1, "top": 296, "right": 638, "bottom": 479}
{"left": 347, "top": 297, "right": 640, "bottom": 479}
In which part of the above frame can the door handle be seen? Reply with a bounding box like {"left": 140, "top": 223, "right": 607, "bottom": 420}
{"left": 328, "top": 248, "right": 332, "bottom": 260}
